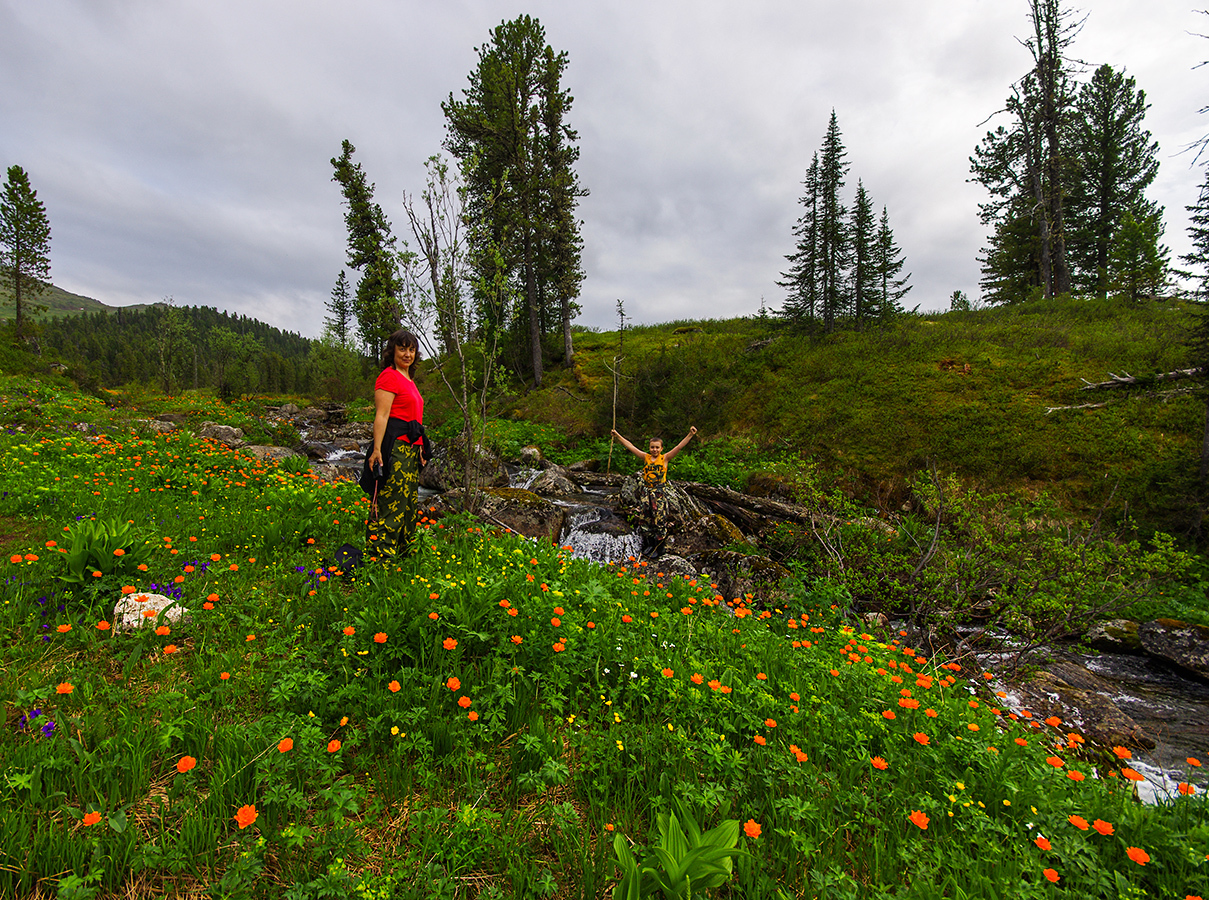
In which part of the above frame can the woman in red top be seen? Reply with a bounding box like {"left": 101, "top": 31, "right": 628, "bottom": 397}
{"left": 366, "top": 329, "right": 430, "bottom": 558}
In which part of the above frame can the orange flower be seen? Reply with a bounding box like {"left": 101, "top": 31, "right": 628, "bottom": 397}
{"left": 1034, "top": 836, "right": 1052, "bottom": 851}
{"left": 278, "top": 738, "right": 293, "bottom": 753}
{"left": 56, "top": 682, "right": 73, "bottom": 694}
{"left": 621, "top": 615, "right": 632, "bottom": 623}
{"left": 468, "top": 710, "right": 479, "bottom": 721}
{"left": 789, "top": 692, "right": 800, "bottom": 702}
{"left": 898, "top": 698, "right": 920, "bottom": 710}
{"left": 234, "top": 804, "right": 258, "bottom": 829}
{"left": 96, "top": 621, "right": 111, "bottom": 631}
{"left": 1121, "top": 768, "right": 1144, "bottom": 782}
{"left": 327, "top": 740, "right": 341, "bottom": 753}
{"left": 753, "top": 735, "right": 766, "bottom": 746}
{"left": 1178, "top": 782, "right": 1197, "bottom": 796}
{"left": 82, "top": 810, "right": 102, "bottom": 827}
{"left": 550, "top": 617, "right": 561, "bottom": 627}
{"left": 908, "top": 810, "right": 929, "bottom": 830}
{"left": 882, "top": 710, "right": 896, "bottom": 720}
{"left": 1125, "top": 847, "right": 1149, "bottom": 866}
{"left": 1068, "top": 815, "right": 1089, "bottom": 830}
{"left": 1045, "top": 716, "right": 1061, "bottom": 727}
{"left": 662, "top": 668, "right": 674, "bottom": 678}
{"left": 719, "top": 685, "right": 732, "bottom": 694}
{"left": 743, "top": 819, "right": 761, "bottom": 839}
{"left": 925, "top": 708, "right": 937, "bottom": 717}
{"left": 1066, "top": 769, "right": 1085, "bottom": 782}
{"left": 1046, "top": 756, "right": 1064, "bottom": 768}
{"left": 913, "top": 732, "right": 930, "bottom": 746}
{"left": 871, "top": 756, "right": 888, "bottom": 770}
{"left": 458, "top": 696, "right": 472, "bottom": 708}
{"left": 1092, "top": 819, "right": 1113, "bottom": 835}
{"left": 447, "top": 677, "right": 461, "bottom": 691}
{"left": 164, "top": 644, "right": 178, "bottom": 654}
{"left": 430, "top": 593, "right": 440, "bottom": 600}
{"left": 374, "top": 632, "right": 387, "bottom": 643}
{"left": 176, "top": 755, "right": 197, "bottom": 773}
{"left": 113, "top": 548, "right": 125, "bottom": 557}
{"left": 443, "top": 637, "right": 457, "bottom": 650}
{"left": 511, "top": 635, "right": 522, "bottom": 644}
{"left": 1015, "top": 737, "right": 1028, "bottom": 746}
{"left": 1043, "top": 868, "right": 1059, "bottom": 884}
{"left": 553, "top": 642, "right": 565, "bottom": 652}
{"left": 756, "top": 672, "right": 767, "bottom": 681}
{"left": 1189, "top": 757, "right": 1202, "bottom": 767}
{"left": 765, "top": 718, "right": 777, "bottom": 728}
{"left": 220, "top": 672, "right": 230, "bottom": 680}
{"left": 343, "top": 626, "right": 355, "bottom": 636}
{"left": 691, "top": 673, "right": 704, "bottom": 684}
{"left": 155, "top": 625, "right": 170, "bottom": 636}
{"left": 388, "top": 680, "right": 401, "bottom": 693}
{"left": 428, "top": 612, "right": 439, "bottom": 620}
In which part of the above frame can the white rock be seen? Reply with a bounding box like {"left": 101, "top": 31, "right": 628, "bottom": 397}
{"left": 113, "top": 592, "right": 191, "bottom": 633}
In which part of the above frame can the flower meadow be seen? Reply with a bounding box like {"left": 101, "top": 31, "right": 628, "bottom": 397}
{"left": 1, "top": 395, "right": 1208, "bottom": 898}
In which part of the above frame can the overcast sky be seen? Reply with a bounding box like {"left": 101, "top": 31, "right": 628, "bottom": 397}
{"left": 2, "top": 0, "right": 1206, "bottom": 339}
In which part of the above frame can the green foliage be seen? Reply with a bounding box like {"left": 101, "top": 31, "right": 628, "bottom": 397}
{"left": 57, "top": 516, "right": 154, "bottom": 588}
{"left": 612, "top": 800, "right": 742, "bottom": 900}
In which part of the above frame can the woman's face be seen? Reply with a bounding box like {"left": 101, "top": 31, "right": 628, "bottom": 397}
{"left": 394, "top": 343, "right": 416, "bottom": 370}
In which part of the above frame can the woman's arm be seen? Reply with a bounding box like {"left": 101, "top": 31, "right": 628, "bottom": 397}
{"left": 366, "top": 388, "right": 395, "bottom": 470}
{"left": 611, "top": 428, "right": 646, "bottom": 459}
{"left": 663, "top": 426, "right": 698, "bottom": 462}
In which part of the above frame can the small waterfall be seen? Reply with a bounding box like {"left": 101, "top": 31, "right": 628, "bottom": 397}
{"left": 559, "top": 506, "right": 642, "bottom": 564}
{"left": 510, "top": 467, "right": 543, "bottom": 491}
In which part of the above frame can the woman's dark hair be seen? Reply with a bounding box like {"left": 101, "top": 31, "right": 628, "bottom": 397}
{"left": 380, "top": 329, "right": 421, "bottom": 375}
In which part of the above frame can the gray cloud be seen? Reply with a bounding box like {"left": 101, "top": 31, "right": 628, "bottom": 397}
{"left": 2, "top": 0, "right": 1205, "bottom": 339}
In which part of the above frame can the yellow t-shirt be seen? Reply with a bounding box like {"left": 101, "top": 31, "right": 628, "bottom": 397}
{"left": 642, "top": 453, "right": 667, "bottom": 488}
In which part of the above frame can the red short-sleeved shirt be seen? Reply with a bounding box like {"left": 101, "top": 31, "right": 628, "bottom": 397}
{"left": 375, "top": 367, "right": 423, "bottom": 441}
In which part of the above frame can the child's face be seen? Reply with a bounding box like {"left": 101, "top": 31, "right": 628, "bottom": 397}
{"left": 649, "top": 440, "right": 663, "bottom": 456}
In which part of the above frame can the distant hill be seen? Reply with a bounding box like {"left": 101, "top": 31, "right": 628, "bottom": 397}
{"left": 0, "top": 282, "right": 149, "bottom": 321}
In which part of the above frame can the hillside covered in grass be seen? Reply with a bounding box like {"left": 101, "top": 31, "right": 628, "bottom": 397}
{"left": 444, "top": 298, "right": 1203, "bottom": 545}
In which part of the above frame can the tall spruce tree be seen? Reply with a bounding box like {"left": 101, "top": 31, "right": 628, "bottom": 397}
{"left": 971, "top": 0, "right": 1082, "bottom": 302}
{"left": 324, "top": 270, "right": 354, "bottom": 348}
{"left": 0, "top": 165, "right": 51, "bottom": 338}
{"left": 331, "top": 140, "right": 402, "bottom": 359}
{"left": 443, "top": 15, "right": 585, "bottom": 387}
{"left": 1108, "top": 208, "right": 1169, "bottom": 302}
{"left": 1066, "top": 65, "right": 1160, "bottom": 296}
{"left": 873, "top": 206, "right": 912, "bottom": 322}
{"left": 849, "top": 181, "right": 877, "bottom": 329}
{"left": 779, "top": 152, "right": 821, "bottom": 329}
{"left": 1183, "top": 169, "right": 1209, "bottom": 299}
{"left": 818, "top": 111, "right": 851, "bottom": 333}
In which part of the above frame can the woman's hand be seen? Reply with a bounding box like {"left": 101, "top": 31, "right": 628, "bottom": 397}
{"left": 367, "top": 448, "right": 383, "bottom": 471}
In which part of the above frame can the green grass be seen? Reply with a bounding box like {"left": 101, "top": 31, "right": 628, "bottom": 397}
{"left": 0, "top": 384, "right": 1206, "bottom": 898}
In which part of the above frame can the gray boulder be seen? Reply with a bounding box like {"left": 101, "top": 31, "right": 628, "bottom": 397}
{"left": 1138, "top": 619, "right": 1209, "bottom": 680}
{"left": 1086, "top": 619, "right": 1144, "bottom": 655}
{"left": 242, "top": 445, "right": 304, "bottom": 463}
{"left": 199, "top": 423, "right": 245, "bottom": 448}
{"left": 528, "top": 467, "right": 579, "bottom": 497}
{"left": 420, "top": 437, "right": 509, "bottom": 492}
{"left": 688, "top": 550, "right": 795, "bottom": 608}
{"left": 443, "top": 486, "right": 566, "bottom": 542}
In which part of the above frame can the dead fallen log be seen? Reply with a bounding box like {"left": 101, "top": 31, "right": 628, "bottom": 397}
{"left": 680, "top": 481, "right": 814, "bottom": 526}
{"left": 1080, "top": 368, "right": 1201, "bottom": 391}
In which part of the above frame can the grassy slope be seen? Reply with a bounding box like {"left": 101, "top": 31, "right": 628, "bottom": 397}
{"left": 491, "top": 299, "right": 1201, "bottom": 539}
{"left": 0, "top": 282, "right": 111, "bottom": 321}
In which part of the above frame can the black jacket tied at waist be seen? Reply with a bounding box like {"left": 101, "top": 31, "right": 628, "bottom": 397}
{"left": 358, "top": 418, "right": 431, "bottom": 496}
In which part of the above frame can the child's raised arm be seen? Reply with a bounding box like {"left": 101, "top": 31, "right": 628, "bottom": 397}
{"left": 611, "top": 428, "right": 646, "bottom": 459}
{"left": 663, "top": 426, "right": 698, "bottom": 462}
